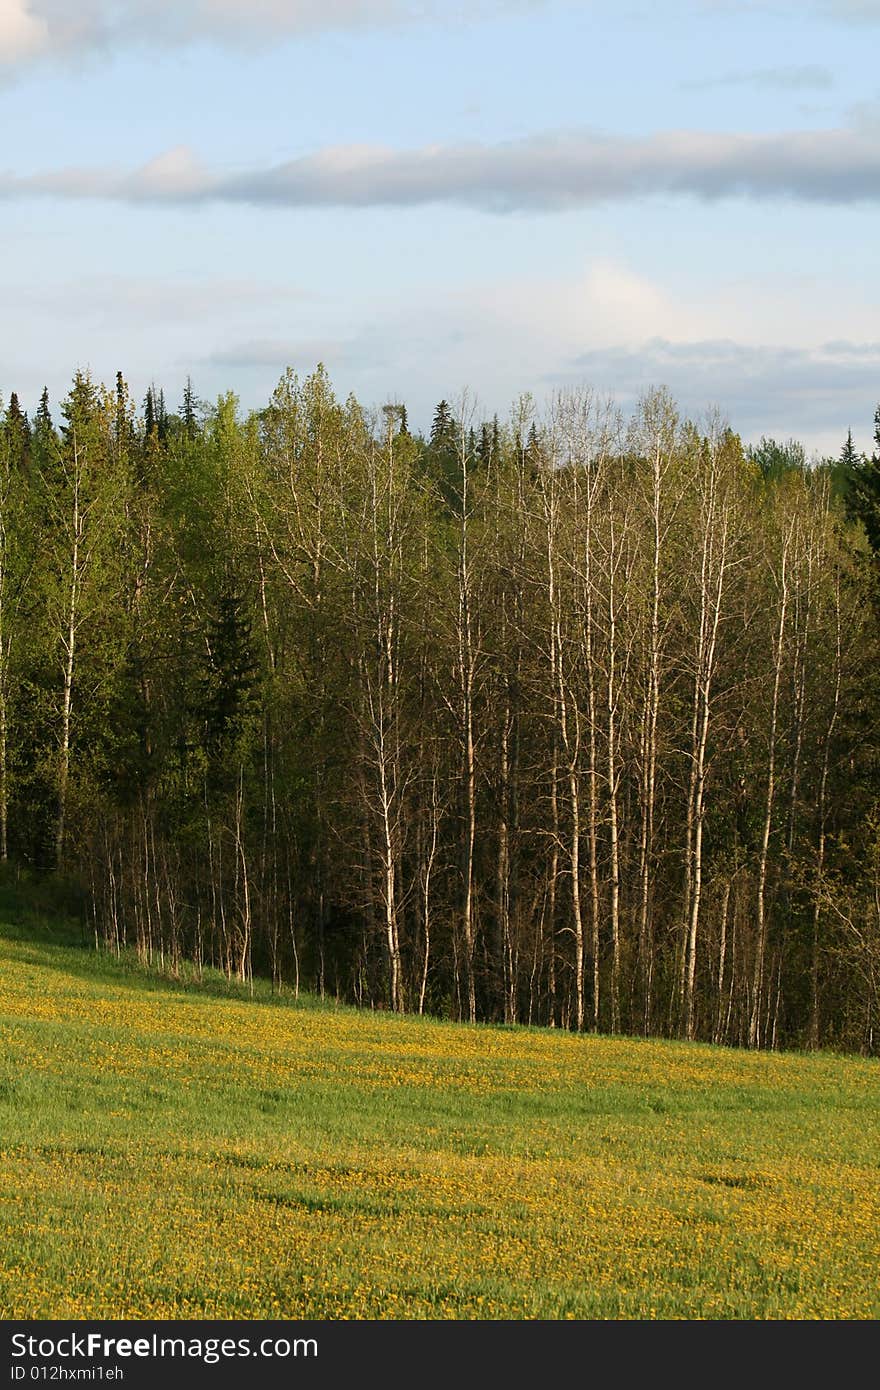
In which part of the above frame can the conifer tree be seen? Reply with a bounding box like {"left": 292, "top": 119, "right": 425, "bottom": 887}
{"left": 478, "top": 423, "right": 492, "bottom": 469}
{"left": 181, "top": 377, "right": 199, "bottom": 440}
{"left": 157, "top": 389, "right": 169, "bottom": 445}
{"left": 0, "top": 364, "right": 876, "bottom": 1047}
{"left": 143, "top": 386, "right": 156, "bottom": 441}
{"left": 430, "top": 399, "right": 454, "bottom": 450}
{"left": 200, "top": 589, "right": 258, "bottom": 765}
{"left": 841, "top": 413, "right": 880, "bottom": 555}
{"left": 33, "top": 388, "right": 53, "bottom": 452}
{"left": 4, "top": 393, "right": 30, "bottom": 471}
{"left": 840, "top": 428, "right": 860, "bottom": 472}
{"left": 426, "top": 398, "right": 464, "bottom": 510}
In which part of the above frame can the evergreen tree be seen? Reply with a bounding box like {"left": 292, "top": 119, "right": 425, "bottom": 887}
{"left": 199, "top": 589, "right": 258, "bottom": 785}
{"left": 0, "top": 362, "right": 877, "bottom": 1049}
{"left": 143, "top": 386, "right": 156, "bottom": 441}
{"left": 430, "top": 399, "right": 454, "bottom": 451}
{"left": 181, "top": 377, "right": 199, "bottom": 440}
{"left": 425, "top": 398, "right": 463, "bottom": 510}
{"left": 478, "top": 423, "right": 492, "bottom": 469}
{"left": 3, "top": 392, "right": 30, "bottom": 470}
{"left": 114, "top": 371, "right": 137, "bottom": 460}
{"left": 840, "top": 428, "right": 860, "bottom": 472}
{"left": 6, "top": 392, "right": 28, "bottom": 433}
{"left": 841, "top": 413, "right": 880, "bottom": 555}
{"left": 33, "top": 388, "right": 54, "bottom": 452}
{"left": 116, "top": 371, "right": 126, "bottom": 439}
{"left": 157, "top": 388, "right": 169, "bottom": 445}
{"left": 525, "top": 422, "right": 542, "bottom": 469}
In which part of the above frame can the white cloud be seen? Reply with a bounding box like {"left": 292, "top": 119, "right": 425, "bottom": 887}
{"left": 4, "top": 125, "right": 880, "bottom": 210}
{"left": 369, "top": 260, "right": 880, "bottom": 454}
{"left": 0, "top": 0, "right": 546, "bottom": 67}
{"left": 0, "top": 0, "right": 49, "bottom": 62}
{"left": 3, "top": 1, "right": 880, "bottom": 74}
{"left": 2, "top": 257, "right": 877, "bottom": 458}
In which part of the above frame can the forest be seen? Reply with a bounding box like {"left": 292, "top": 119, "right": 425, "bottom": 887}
{"left": 1, "top": 368, "right": 878, "bottom": 1052}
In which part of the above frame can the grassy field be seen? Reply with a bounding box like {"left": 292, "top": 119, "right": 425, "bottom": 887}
{"left": 0, "top": 912, "right": 878, "bottom": 1320}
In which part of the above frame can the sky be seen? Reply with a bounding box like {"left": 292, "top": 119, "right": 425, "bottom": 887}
{"left": 1, "top": 0, "right": 879, "bottom": 456}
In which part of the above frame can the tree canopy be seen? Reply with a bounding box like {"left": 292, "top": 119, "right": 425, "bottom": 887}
{"left": 1, "top": 370, "right": 878, "bottom": 1053}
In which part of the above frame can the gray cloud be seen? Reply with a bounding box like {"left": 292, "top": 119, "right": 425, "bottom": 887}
{"left": 550, "top": 337, "right": 880, "bottom": 453}
{"left": 705, "top": 1, "right": 880, "bottom": 22}
{"left": 821, "top": 338, "right": 880, "bottom": 356}
{"left": 4, "top": 0, "right": 880, "bottom": 74}
{"left": 0, "top": 0, "right": 546, "bottom": 67}
{"left": 682, "top": 65, "right": 834, "bottom": 92}
{"left": 818, "top": 1, "right": 880, "bottom": 20}
{"left": 3, "top": 125, "right": 880, "bottom": 212}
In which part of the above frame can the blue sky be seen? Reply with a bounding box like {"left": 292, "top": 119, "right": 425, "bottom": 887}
{"left": 1, "top": 0, "right": 879, "bottom": 455}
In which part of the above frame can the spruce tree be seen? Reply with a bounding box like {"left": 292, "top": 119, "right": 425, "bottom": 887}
{"left": 181, "top": 377, "right": 199, "bottom": 440}
{"left": 425, "top": 399, "right": 462, "bottom": 510}
{"left": 114, "top": 371, "right": 137, "bottom": 460}
{"left": 143, "top": 386, "right": 156, "bottom": 441}
{"left": 430, "top": 399, "right": 454, "bottom": 451}
{"left": 34, "top": 388, "right": 53, "bottom": 448}
{"left": 3, "top": 393, "right": 30, "bottom": 470}
{"left": 478, "top": 423, "right": 492, "bottom": 469}
{"left": 157, "top": 388, "right": 169, "bottom": 445}
{"left": 841, "top": 413, "right": 880, "bottom": 555}
{"left": 525, "top": 422, "right": 542, "bottom": 469}
{"left": 199, "top": 588, "right": 258, "bottom": 790}
{"left": 840, "top": 428, "right": 860, "bottom": 473}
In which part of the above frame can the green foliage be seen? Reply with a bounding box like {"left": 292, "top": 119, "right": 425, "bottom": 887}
{"left": 422, "top": 397, "right": 462, "bottom": 509}
{"left": 1, "top": 369, "right": 879, "bottom": 1051}
{"left": 747, "top": 435, "right": 807, "bottom": 483}
{"left": 199, "top": 589, "right": 259, "bottom": 763}
{"left": 838, "top": 410, "right": 880, "bottom": 555}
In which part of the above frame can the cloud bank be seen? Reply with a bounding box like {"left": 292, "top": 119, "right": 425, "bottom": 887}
{"left": 0, "top": 0, "right": 545, "bottom": 67}
{"left": 682, "top": 65, "right": 834, "bottom": 92}
{"left": 3, "top": 125, "right": 880, "bottom": 211}
{"left": 556, "top": 337, "right": 880, "bottom": 442}
{"left": 4, "top": 0, "right": 880, "bottom": 72}
{"left": 819, "top": 0, "right": 880, "bottom": 20}
{"left": 3, "top": 258, "right": 876, "bottom": 459}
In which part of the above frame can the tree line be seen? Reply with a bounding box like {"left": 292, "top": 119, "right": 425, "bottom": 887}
{"left": 1, "top": 369, "right": 879, "bottom": 1051}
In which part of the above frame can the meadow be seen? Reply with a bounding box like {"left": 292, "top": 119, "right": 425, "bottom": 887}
{"left": 0, "top": 910, "right": 877, "bottom": 1320}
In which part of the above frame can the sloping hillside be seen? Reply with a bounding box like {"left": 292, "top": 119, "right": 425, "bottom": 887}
{"left": 1, "top": 926, "right": 877, "bottom": 1319}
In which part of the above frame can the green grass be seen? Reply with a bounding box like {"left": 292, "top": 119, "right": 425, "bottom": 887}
{"left": 0, "top": 906, "right": 878, "bottom": 1319}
